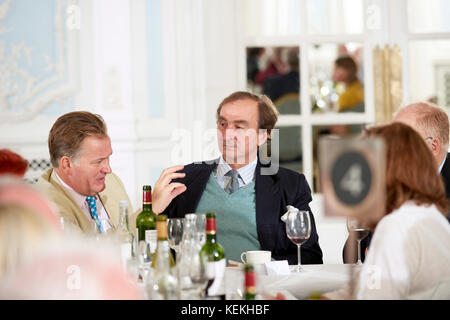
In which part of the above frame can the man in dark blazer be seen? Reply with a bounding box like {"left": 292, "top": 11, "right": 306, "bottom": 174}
{"left": 440, "top": 153, "right": 450, "bottom": 201}
{"left": 343, "top": 102, "right": 450, "bottom": 263}
{"left": 151, "top": 91, "right": 323, "bottom": 265}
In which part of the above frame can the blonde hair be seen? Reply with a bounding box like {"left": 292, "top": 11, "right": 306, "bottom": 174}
{"left": 0, "top": 203, "right": 57, "bottom": 277}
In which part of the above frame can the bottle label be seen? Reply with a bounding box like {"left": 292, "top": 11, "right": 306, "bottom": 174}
{"left": 205, "top": 259, "right": 226, "bottom": 296}
{"left": 145, "top": 230, "right": 157, "bottom": 253}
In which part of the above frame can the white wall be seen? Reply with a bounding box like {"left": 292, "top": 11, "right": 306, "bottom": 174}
{"left": 0, "top": 0, "right": 349, "bottom": 264}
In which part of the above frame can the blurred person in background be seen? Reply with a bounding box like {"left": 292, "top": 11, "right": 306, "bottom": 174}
{"left": 0, "top": 177, "right": 62, "bottom": 278}
{"left": 0, "top": 237, "right": 143, "bottom": 299}
{"left": 332, "top": 55, "right": 364, "bottom": 113}
{"left": 263, "top": 47, "right": 300, "bottom": 103}
{"left": 0, "top": 202, "right": 59, "bottom": 279}
{"left": 247, "top": 47, "right": 265, "bottom": 85}
{"left": 327, "top": 122, "right": 450, "bottom": 299}
{"left": 254, "top": 47, "right": 290, "bottom": 89}
{"left": 0, "top": 149, "right": 28, "bottom": 177}
{"left": 0, "top": 177, "right": 62, "bottom": 230}
{"left": 36, "top": 111, "right": 134, "bottom": 235}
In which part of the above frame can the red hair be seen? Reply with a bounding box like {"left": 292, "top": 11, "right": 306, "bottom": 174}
{"left": 0, "top": 149, "right": 28, "bottom": 177}
{"left": 366, "top": 122, "right": 448, "bottom": 217}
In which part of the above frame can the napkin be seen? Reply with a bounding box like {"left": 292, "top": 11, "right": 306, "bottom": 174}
{"left": 280, "top": 205, "right": 299, "bottom": 223}
{"left": 264, "top": 260, "right": 291, "bottom": 275}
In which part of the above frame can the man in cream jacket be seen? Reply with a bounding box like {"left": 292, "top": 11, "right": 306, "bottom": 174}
{"left": 37, "top": 111, "right": 134, "bottom": 234}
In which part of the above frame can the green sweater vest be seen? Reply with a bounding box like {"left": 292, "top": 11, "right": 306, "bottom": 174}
{"left": 195, "top": 173, "right": 260, "bottom": 262}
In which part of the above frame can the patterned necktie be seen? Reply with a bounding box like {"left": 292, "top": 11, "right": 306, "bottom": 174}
{"left": 86, "top": 196, "right": 104, "bottom": 233}
{"left": 225, "top": 169, "right": 240, "bottom": 194}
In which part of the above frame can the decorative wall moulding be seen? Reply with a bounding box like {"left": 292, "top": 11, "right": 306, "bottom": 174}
{"left": 0, "top": 0, "right": 80, "bottom": 123}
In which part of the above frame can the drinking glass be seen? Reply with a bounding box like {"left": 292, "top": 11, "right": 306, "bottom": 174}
{"left": 347, "top": 217, "right": 369, "bottom": 266}
{"left": 167, "top": 218, "right": 184, "bottom": 257}
{"left": 137, "top": 240, "right": 152, "bottom": 282}
{"left": 189, "top": 249, "right": 209, "bottom": 299}
{"left": 195, "top": 213, "right": 206, "bottom": 246}
{"left": 285, "top": 209, "right": 311, "bottom": 272}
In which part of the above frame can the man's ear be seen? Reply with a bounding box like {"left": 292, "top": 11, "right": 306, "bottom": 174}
{"left": 431, "top": 138, "right": 441, "bottom": 157}
{"left": 59, "top": 156, "right": 72, "bottom": 175}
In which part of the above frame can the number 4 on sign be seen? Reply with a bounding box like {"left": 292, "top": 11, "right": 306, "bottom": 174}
{"left": 340, "top": 164, "right": 364, "bottom": 197}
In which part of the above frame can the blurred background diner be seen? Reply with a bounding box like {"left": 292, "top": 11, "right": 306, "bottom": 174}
{"left": 1, "top": 0, "right": 450, "bottom": 300}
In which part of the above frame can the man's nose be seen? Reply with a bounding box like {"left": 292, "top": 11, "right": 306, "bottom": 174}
{"left": 102, "top": 160, "right": 112, "bottom": 174}
{"left": 224, "top": 128, "right": 238, "bottom": 138}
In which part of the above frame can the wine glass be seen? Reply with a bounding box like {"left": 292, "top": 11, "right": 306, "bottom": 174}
{"left": 195, "top": 213, "right": 206, "bottom": 246}
{"left": 347, "top": 217, "right": 369, "bottom": 266}
{"left": 189, "top": 250, "right": 209, "bottom": 299}
{"left": 137, "top": 240, "right": 152, "bottom": 283}
{"left": 167, "top": 218, "right": 184, "bottom": 258}
{"left": 285, "top": 209, "right": 311, "bottom": 272}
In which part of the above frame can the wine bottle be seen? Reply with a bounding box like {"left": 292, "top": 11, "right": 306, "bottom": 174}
{"left": 148, "top": 214, "right": 178, "bottom": 300}
{"left": 151, "top": 214, "right": 176, "bottom": 268}
{"left": 117, "top": 200, "right": 134, "bottom": 270}
{"left": 136, "top": 185, "right": 157, "bottom": 252}
{"left": 199, "top": 212, "right": 226, "bottom": 299}
{"left": 244, "top": 263, "right": 256, "bottom": 300}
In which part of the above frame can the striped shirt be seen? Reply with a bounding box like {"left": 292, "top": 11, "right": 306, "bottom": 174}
{"left": 214, "top": 156, "right": 257, "bottom": 191}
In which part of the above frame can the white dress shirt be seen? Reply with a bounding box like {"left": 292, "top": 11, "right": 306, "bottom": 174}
{"left": 324, "top": 201, "right": 450, "bottom": 300}
{"left": 356, "top": 201, "right": 450, "bottom": 299}
{"left": 214, "top": 156, "right": 257, "bottom": 190}
{"left": 55, "top": 172, "right": 112, "bottom": 232}
{"left": 438, "top": 156, "right": 446, "bottom": 173}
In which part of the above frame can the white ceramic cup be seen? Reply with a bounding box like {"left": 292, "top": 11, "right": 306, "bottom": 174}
{"left": 240, "top": 250, "right": 271, "bottom": 264}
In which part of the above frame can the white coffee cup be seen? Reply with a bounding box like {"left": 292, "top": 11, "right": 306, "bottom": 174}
{"left": 240, "top": 250, "right": 271, "bottom": 265}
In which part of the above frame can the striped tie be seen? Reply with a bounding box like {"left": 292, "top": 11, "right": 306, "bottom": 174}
{"left": 225, "top": 169, "right": 240, "bottom": 194}
{"left": 86, "top": 196, "right": 104, "bottom": 233}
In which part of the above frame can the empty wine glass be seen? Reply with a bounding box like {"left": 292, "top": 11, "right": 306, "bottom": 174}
{"left": 347, "top": 217, "right": 369, "bottom": 266}
{"left": 167, "top": 218, "right": 184, "bottom": 258}
{"left": 195, "top": 213, "right": 206, "bottom": 246}
{"left": 137, "top": 240, "right": 152, "bottom": 283}
{"left": 189, "top": 249, "right": 209, "bottom": 299}
{"left": 285, "top": 209, "right": 311, "bottom": 272}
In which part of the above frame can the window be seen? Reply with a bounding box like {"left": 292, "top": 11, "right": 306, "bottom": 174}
{"left": 240, "top": 0, "right": 370, "bottom": 193}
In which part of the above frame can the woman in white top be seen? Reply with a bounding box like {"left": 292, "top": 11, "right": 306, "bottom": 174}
{"left": 327, "top": 122, "right": 450, "bottom": 299}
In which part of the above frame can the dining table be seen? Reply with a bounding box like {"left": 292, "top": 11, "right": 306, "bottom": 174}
{"left": 224, "top": 263, "right": 359, "bottom": 300}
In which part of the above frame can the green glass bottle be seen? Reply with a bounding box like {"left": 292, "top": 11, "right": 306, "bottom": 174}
{"left": 199, "top": 212, "right": 226, "bottom": 299}
{"left": 244, "top": 263, "right": 256, "bottom": 300}
{"left": 151, "top": 214, "right": 176, "bottom": 268}
{"left": 136, "top": 185, "right": 157, "bottom": 246}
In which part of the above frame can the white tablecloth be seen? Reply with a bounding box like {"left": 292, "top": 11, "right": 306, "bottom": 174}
{"left": 225, "top": 264, "right": 356, "bottom": 300}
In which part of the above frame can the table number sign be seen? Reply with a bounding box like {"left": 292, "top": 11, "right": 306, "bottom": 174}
{"left": 319, "top": 136, "right": 386, "bottom": 224}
